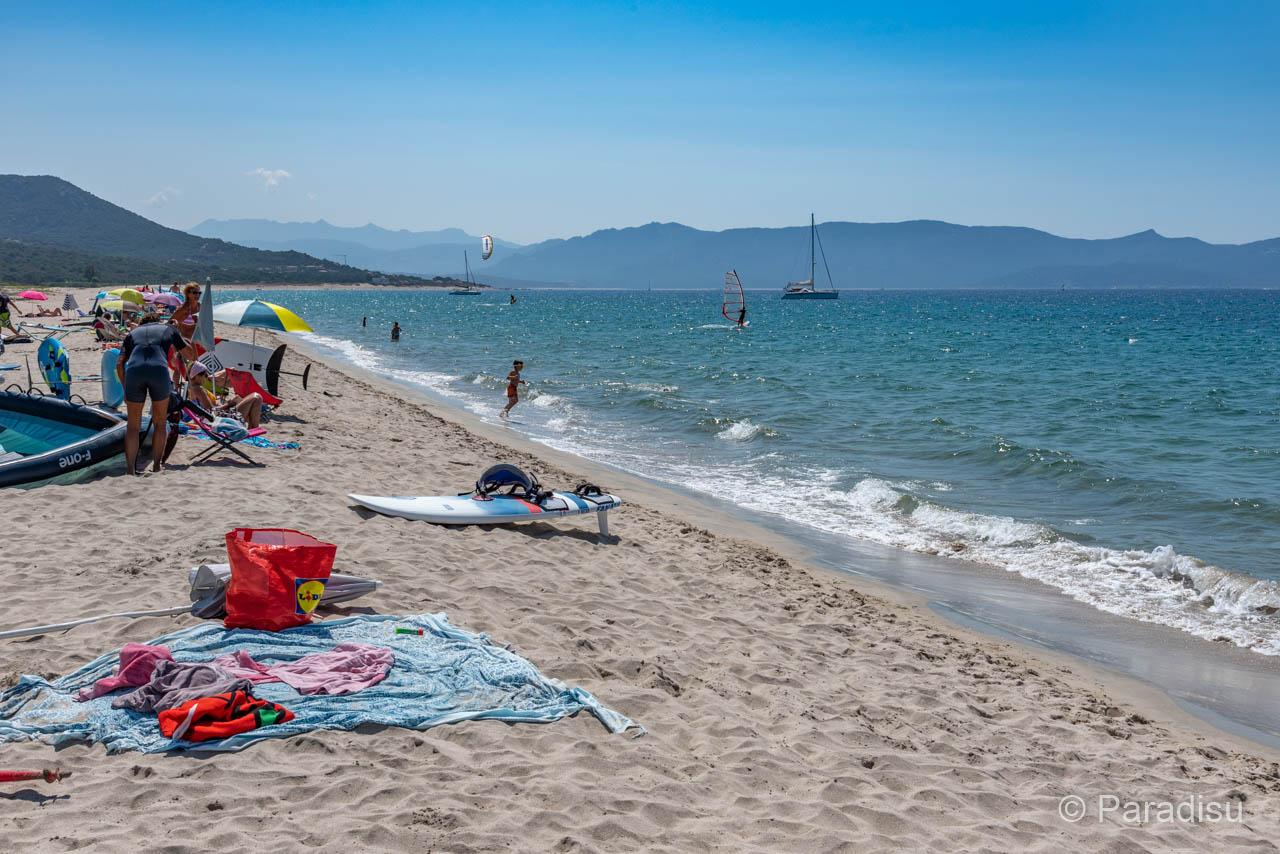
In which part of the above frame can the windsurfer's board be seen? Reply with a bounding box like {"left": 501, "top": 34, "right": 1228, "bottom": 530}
{"left": 348, "top": 491, "right": 622, "bottom": 533}
{"left": 213, "top": 339, "right": 286, "bottom": 397}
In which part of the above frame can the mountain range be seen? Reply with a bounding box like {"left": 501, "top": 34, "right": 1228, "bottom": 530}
{"left": 190, "top": 218, "right": 519, "bottom": 281}
{"left": 2, "top": 174, "right": 1276, "bottom": 290}
{"left": 195, "top": 217, "right": 1280, "bottom": 290}
{"left": 0, "top": 176, "right": 424, "bottom": 286}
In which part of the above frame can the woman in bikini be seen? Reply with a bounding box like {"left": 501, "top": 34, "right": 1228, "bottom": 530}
{"left": 169, "top": 282, "right": 202, "bottom": 381}
{"left": 501, "top": 360, "right": 526, "bottom": 418}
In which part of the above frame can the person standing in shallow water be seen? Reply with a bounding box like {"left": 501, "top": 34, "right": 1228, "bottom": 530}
{"left": 501, "top": 360, "right": 526, "bottom": 418}
{"left": 362, "top": 316, "right": 367, "bottom": 328}
{"left": 390, "top": 322, "right": 400, "bottom": 342}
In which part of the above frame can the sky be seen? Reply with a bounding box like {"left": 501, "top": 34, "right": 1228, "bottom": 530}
{"left": 2, "top": 1, "right": 1277, "bottom": 245}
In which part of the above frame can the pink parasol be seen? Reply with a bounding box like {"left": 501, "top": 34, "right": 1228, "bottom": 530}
{"left": 144, "top": 291, "right": 182, "bottom": 307}
{"left": 17, "top": 290, "right": 48, "bottom": 301}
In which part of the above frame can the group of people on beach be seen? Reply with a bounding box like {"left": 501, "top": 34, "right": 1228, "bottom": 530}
{"left": 110, "top": 281, "right": 266, "bottom": 475}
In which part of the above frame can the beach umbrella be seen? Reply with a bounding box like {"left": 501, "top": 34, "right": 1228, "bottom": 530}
{"left": 62, "top": 294, "right": 80, "bottom": 312}
{"left": 98, "top": 299, "right": 125, "bottom": 312}
{"left": 106, "top": 288, "right": 145, "bottom": 305}
{"left": 17, "top": 290, "right": 47, "bottom": 301}
{"left": 144, "top": 291, "right": 182, "bottom": 308}
{"left": 194, "top": 281, "right": 216, "bottom": 351}
{"left": 212, "top": 300, "right": 312, "bottom": 333}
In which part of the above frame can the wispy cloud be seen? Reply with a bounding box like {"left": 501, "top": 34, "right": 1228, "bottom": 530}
{"left": 144, "top": 186, "right": 181, "bottom": 207}
{"left": 306, "top": 192, "right": 318, "bottom": 201}
{"left": 246, "top": 167, "right": 292, "bottom": 189}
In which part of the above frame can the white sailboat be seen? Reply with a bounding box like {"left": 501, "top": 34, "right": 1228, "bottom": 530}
{"left": 781, "top": 213, "right": 839, "bottom": 300}
{"left": 451, "top": 250, "right": 482, "bottom": 295}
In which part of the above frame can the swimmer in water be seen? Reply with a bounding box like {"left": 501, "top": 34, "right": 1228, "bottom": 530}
{"left": 391, "top": 322, "right": 401, "bottom": 341}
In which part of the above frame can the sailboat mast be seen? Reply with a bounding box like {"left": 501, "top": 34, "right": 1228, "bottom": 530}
{"left": 465, "top": 250, "right": 471, "bottom": 285}
{"left": 810, "top": 213, "right": 816, "bottom": 288}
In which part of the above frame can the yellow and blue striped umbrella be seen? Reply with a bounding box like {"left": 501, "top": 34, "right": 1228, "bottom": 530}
{"left": 211, "top": 299, "right": 312, "bottom": 333}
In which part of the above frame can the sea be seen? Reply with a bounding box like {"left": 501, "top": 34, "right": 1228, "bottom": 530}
{"left": 227, "top": 287, "right": 1280, "bottom": 656}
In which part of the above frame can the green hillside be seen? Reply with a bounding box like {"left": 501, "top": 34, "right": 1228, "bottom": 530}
{"left": 0, "top": 175, "right": 421, "bottom": 285}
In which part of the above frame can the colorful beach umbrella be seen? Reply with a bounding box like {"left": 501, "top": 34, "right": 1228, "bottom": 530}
{"left": 211, "top": 300, "right": 312, "bottom": 333}
{"left": 17, "top": 290, "right": 48, "bottom": 301}
{"left": 106, "top": 288, "right": 145, "bottom": 305}
{"left": 144, "top": 291, "right": 182, "bottom": 307}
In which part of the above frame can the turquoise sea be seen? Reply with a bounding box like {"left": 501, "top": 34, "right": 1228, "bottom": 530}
{"left": 231, "top": 287, "right": 1280, "bottom": 655}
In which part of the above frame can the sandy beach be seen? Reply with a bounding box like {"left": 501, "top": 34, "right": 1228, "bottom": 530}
{"left": 2, "top": 288, "right": 1278, "bottom": 852}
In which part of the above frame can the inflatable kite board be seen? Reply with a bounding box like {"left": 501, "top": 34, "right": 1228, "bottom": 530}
{"left": 37, "top": 337, "right": 72, "bottom": 400}
{"left": 348, "top": 491, "right": 623, "bottom": 535}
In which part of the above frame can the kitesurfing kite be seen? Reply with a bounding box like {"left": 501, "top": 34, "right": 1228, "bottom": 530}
{"left": 481, "top": 234, "right": 494, "bottom": 261}
{"left": 722, "top": 270, "right": 747, "bottom": 328}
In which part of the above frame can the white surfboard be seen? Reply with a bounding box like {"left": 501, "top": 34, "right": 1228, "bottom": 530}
{"left": 213, "top": 340, "right": 286, "bottom": 396}
{"left": 348, "top": 490, "right": 622, "bottom": 535}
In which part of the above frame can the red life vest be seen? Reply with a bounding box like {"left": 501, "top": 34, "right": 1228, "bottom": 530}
{"left": 158, "top": 690, "right": 294, "bottom": 743}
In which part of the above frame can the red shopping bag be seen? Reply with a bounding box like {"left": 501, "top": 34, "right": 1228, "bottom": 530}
{"left": 224, "top": 528, "right": 336, "bottom": 631}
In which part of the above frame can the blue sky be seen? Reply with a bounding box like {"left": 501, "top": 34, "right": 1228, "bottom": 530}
{"left": 2, "top": 1, "right": 1276, "bottom": 244}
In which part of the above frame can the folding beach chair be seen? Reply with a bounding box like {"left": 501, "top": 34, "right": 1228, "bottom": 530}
{"left": 162, "top": 394, "right": 264, "bottom": 467}
{"left": 224, "top": 368, "right": 283, "bottom": 407}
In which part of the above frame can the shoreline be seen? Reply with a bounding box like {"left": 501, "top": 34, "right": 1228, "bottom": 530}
{"left": 2, "top": 289, "right": 1278, "bottom": 849}
{"left": 288, "top": 330, "right": 1280, "bottom": 758}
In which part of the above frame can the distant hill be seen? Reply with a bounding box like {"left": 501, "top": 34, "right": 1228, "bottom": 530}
{"left": 485, "top": 220, "right": 1280, "bottom": 289}
{"left": 190, "top": 218, "right": 521, "bottom": 278}
{"left": 191, "top": 218, "right": 520, "bottom": 251}
{"left": 0, "top": 175, "right": 418, "bottom": 285}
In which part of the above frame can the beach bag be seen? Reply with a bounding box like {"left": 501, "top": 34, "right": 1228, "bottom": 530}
{"left": 224, "top": 528, "right": 335, "bottom": 631}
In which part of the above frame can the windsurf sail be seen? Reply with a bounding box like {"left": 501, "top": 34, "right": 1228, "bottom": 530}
{"left": 481, "top": 234, "right": 494, "bottom": 261}
{"left": 722, "top": 270, "right": 746, "bottom": 324}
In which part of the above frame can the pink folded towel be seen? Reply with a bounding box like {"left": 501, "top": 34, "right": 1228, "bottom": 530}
{"left": 75, "top": 643, "right": 174, "bottom": 702}
{"left": 212, "top": 643, "right": 393, "bottom": 696}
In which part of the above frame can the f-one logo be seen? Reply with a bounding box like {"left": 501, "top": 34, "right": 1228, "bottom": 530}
{"left": 58, "top": 449, "right": 92, "bottom": 469}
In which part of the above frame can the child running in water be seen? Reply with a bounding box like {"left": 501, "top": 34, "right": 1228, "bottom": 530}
{"left": 501, "top": 360, "right": 526, "bottom": 418}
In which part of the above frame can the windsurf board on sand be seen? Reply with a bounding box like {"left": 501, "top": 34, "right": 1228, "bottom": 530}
{"left": 348, "top": 491, "right": 623, "bottom": 535}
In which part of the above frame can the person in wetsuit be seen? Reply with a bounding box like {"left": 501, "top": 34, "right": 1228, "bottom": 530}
{"left": 116, "top": 314, "right": 195, "bottom": 475}
{"left": 737, "top": 306, "right": 747, "bottom": 327}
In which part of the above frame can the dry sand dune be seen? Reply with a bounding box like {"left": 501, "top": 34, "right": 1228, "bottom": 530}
{"left": 1, "top": 289, "right": 1277, "bottom": 852}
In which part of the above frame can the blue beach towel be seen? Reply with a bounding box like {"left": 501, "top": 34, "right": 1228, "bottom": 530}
{"left": 180, "top": 424, "right": 300, "bottom": 450}
{"left": 0, "top": 613, "right": 641, "bottom": 753}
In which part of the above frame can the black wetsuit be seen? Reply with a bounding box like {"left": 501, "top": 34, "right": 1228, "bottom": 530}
{"left": 121, "top": 323, "right": 184, "bottom": 403}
